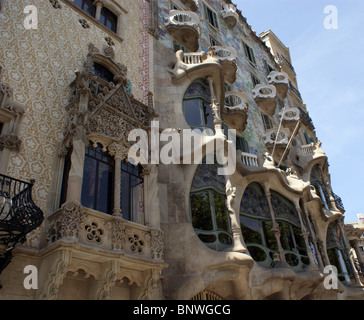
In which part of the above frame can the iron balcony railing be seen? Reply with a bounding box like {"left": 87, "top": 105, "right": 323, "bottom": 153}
{"left": 0, "top": 174, "right": 44, "bottom": 247}
{"left": 331, "top": 191, "right": 345, "bottom": 212}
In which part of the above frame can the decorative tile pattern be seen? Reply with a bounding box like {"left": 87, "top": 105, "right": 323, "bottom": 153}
{"left": 0, "top": 0, "right": 152, "bottom": 247}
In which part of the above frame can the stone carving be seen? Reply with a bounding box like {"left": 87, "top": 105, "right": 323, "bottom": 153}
{"left": 0, "top": 134, "right": 21, "bottom": 151}
{"left": 49, "top": 0, "right": 62, "bottom": 9}
{"left": 47, "top": 201, "right": 83, "bottom": 242}
{"left": 79, "top": 19, "right": 90, "bottom": 29}
{"left": 95, "top": 260, "right": 120, "bottom": 300}
{"left": 38, "top": 250, "right": 72, "bottom": 300}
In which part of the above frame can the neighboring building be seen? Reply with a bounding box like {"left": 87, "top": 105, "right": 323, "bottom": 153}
{"left": 0, "top": 0, "right": 363, "bottom": 300}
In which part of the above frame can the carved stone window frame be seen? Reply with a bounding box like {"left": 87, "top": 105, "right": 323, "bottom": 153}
{"left": 0, "top": 65, "right": 25, "bottom": 173}
{"left": 60, "top": 0, "right": 127, "bottom": 42}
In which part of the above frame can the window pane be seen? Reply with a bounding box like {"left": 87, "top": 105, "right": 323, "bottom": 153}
{"left": 120, "top": 170, "right": 131, "bottom": 221}
{"left": 191, "top": 191, "right": 213, "bottom": 231}
{"left": 262, "top": 221, "right": 278, "bottom": 250}
{"left": 81, "top": 156, "right": 98, "bottom": 210}
{"left": 279, "top": 222, "right": 295, "bottom": 251}
{"left": 93, "top": 63, "right": 115, "bottom": 83}
{"left": 183, "top": 99, "right": 203, "bottom": 127}
{"left": 202, "top": 102, "right": 214, "bottom": 129}
{"left": 100, "top": 7, "right": 117, "bottom": 33}
{"left": 97, "top": 162, "right": 114, "bottom": 213}
{"left": 240, "top": 216, "right": 263, "bottom": 245}
{"left": 213, "top": 192, "right": 229, "bottom": 231}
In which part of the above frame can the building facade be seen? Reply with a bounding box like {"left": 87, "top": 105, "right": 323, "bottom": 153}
{"left": 0, "top": 0, "right": 363, "bottom": 300}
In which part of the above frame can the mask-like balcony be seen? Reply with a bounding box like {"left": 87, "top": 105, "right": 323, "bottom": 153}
{"left": 290, "top": 142, "right": 327, "bottom": 171}
{"left": 211, "top": 46, "right": 238, "bottom": 83}
{"left": 222, "top": 92, "right": 248, "bottom": 132}
{"left": 279, "top": 106, "right": 300, "bottom": 133}
{"left": 252, "top": 84, "right": 277, "bottom": 116}
{"left": 180, "top": 0, "right": 198, "bottom": 12}
{"left": 263, "top": 127, "right": 291, "bottom": 163}
{"left": 221, "top": 3, "right": 239, "bottom": 29}
{"left": 268, "top": 71, "right": 289, "bottom": 100}
{"left": 165, "top": 10, "right": 200, "bottom": 52}
{"left": 170, "top": 50, "right": 221, "bottom": 82}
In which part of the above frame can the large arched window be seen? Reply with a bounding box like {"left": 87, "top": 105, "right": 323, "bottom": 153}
{"left": 190, "top": 159, "right": 232, "bottom": 251}
{"left": 270, "top": 191, "right": 310, "bottom": 269}
{"left": 310, "top": 165, "right": 330, "bottom": 210}
{"left": 240, "top": 183, "right": 278, "bottom": 267}
{"left": 183, "top": 79, "right": 214, "bottom": 133}
{"left": 240, "top": 184, "right": 310, "bottom": 269}
{"left": 326, "top": 222, "right": 353, "bottom": 282}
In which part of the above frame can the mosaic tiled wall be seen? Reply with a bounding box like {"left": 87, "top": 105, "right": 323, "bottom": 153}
{"left": 158, "top": 0, "right": 280, "bottom": 155}
{"left": 0, "top": 0, "right": 152, "bottom": 246}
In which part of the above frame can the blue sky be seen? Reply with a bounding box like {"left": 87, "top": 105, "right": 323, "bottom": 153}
{"left": 234, "top": 0, "right": 364, "bottom": 223}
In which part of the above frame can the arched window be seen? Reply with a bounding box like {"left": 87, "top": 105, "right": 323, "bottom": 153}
{"left": 92, "top": 62, "right": 115, "bottom": 83}
{"left": 310, "top": 165, "right": 330, "bottom": 210}
{"left": 240, "top": 183, "right": 278, "bottom": 267}
{"left": 183, "top": 79, "right": 214, "bottom": 133}
{"left": 190, "top": 159, "right": 232, "bottom": 251}
{"left": 81, "top": 143, "right": 115, "bottom": 214}
{"left": 270, "top": 191, "right": 310, "bottom": 268}
{"left": 326, "top": 222, "right": 352, "bottom": 282}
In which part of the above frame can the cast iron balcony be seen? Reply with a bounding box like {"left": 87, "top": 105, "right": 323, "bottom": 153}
{"left": 331, "top": 191, "right": 345, "bottom": 213}
{"left": 0, "top": 174, "right": 43, "bottom": 276}
{"left": 221, "top": 3, "right": 239, "bottom": 28}
{"left": 0, "top": 174, "right": 43, "bottom": 247}
{"left": 165, "top": 10, "right": 200, "bottom": 52}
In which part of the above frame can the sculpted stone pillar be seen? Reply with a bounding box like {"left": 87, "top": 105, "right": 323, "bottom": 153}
{"left": 66, "top": 138, "right": 86, "bottom": 203}
{"left": 264, "top": 184, "right": 289, "bottom": 267}
{"left": 295, "top": 204, "right": 319, "bottom": 270}
{"left": 108, "top": 142, "right": 129, "bottom": 217}
{"left": 226, "top": 178, "right": 247, "bottom": 253}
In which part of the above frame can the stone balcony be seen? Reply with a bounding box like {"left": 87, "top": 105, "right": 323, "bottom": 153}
{"left": 211, "top": 46, "right": 238, "bottom": 83}
{"left": 222, "top": 91, "right": 248, "bottom": 132}
{"left": 279, "top": 105, "right": 300, "bottom": 133}
{"left": 268, "top": 71, "right": 289, "bottom": 100}
{"left": 46, "top": 201, "right": 164, "bottom": 264}
{"left": 263, "top": 127, "right": 291, "bottom": 163}
{"left": 252, "top": 84, "right": 277, "bottom": 116}
{"left": 221, "top": 3, "right": 239, "bottom": 28}
{"left": 165, "top": 10, "right": 200, "bottom": 52}
{"left": 180, "top": 0, "right": 198, "bottom": 12}
{"left": 290, "top": 142, "right": 327, "bottom": 171}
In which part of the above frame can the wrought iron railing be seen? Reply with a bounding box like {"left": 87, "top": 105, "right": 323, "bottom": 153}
{"left": 297, "top": 106, "right": 315, "bottom": 130}
{"left": 0, "top": 174, "right": 43, "bottom": 247}
{"left": 331, "top": 191, "right": 345, "bottom": 212}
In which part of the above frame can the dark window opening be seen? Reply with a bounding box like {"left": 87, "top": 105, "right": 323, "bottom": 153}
{"left": 81, "top": 143, "right": 114, "bottom": 214}
{"left": 74, "top": 0, "right": 96, "bottom": 17}
{"left": 100, "top": 6, "right": 117, "bottom": 33}
{"left": 93, "top": 62, "right": 115, "bottom": 83}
